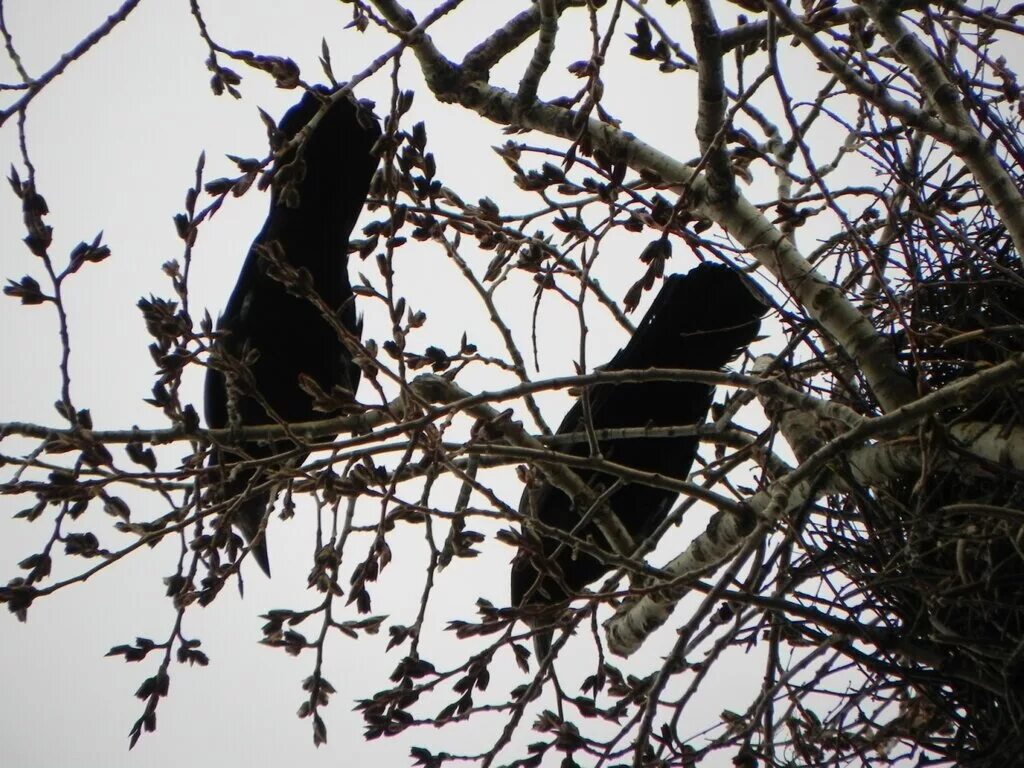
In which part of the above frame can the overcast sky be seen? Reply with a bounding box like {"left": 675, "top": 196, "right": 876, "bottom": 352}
{"left": 0, "top": 2, "right": 812, "bottom": 766}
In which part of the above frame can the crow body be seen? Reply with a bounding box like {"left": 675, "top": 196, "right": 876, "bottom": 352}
{"left": 510, "top": 263, "right": 765, "bottom": 646}
{"left": 205, "top": 89, "right": 381, "bottom": 575}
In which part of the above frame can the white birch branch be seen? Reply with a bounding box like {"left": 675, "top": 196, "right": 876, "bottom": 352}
{"left": 604, "top": 354, "right": 1024, "bottom": 655}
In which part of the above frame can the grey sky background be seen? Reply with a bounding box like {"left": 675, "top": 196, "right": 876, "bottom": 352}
{"left": 0, "top": 2, "right": 839, "bottom": 766}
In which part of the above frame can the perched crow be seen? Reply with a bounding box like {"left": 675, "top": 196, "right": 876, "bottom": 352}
{"left": 511, "top": 263, "right": 765, "bottom": 651}
{"left": 205, "top": 89, "right": 381, "bottom": 575}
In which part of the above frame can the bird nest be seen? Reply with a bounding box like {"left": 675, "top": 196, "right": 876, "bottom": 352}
{"left": 797, "top": 250, "right": 1024, "bottom": 763}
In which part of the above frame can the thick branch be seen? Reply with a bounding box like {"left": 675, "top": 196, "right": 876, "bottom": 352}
{"left": 604, "top": 354, "right": 1024, "bottom": 655}
{"left": 461, "top": 0, "right": 586, "bottom": 76}
{"left": 515, "top": 0, "right": 559, "bottom": 109}
{"left": 687, "top": 0, "right": 735, "bottom": 199}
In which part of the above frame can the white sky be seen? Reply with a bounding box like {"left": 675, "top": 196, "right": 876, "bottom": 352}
{"left": 0, "top": 1, "right": 884, "bottom": 766}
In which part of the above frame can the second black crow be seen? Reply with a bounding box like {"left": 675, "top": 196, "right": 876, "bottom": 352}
{"left": 511, "top": 263, "right": 765, "bottom": 651}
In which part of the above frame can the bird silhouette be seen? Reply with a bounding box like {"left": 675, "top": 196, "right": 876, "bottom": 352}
{"left": 511, "top": 263, "right": 765, "bottom": 654}
{"left": 205, "top": 88, "right": 381, "bottom": 575}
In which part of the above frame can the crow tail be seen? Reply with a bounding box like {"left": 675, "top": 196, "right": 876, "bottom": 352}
{"left": 229, "top": 484, "right": 273, "bottom": 577}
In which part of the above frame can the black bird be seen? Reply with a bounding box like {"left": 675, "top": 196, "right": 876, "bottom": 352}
{"left": 511, "top": 263, "right": 765, "bottom": 650}
{"left": 205, "top": 89, "right": 381, "bottom": 575}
